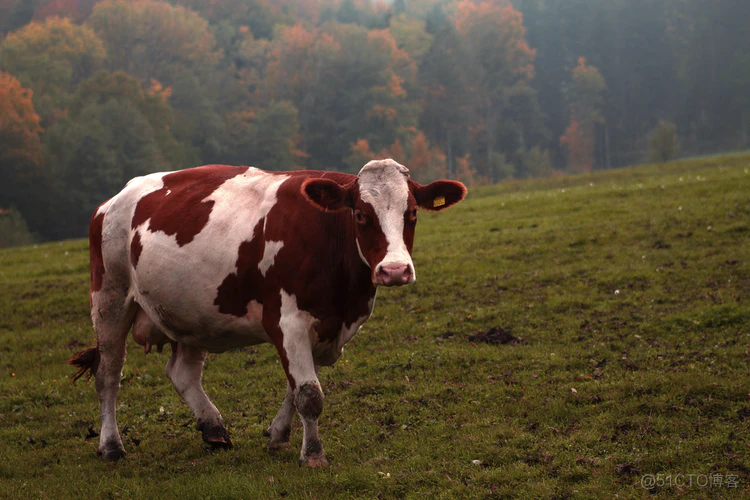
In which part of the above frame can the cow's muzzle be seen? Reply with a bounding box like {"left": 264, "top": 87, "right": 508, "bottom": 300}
{"left": 375, "top": 263, "right": 414, "bottom": 287}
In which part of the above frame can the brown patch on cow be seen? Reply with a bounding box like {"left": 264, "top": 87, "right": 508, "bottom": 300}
{"left": 214, "top": 171, "right": 377, "bottom": 388}
{"left": 68, "top": 346, "right": 100, "bottom": 382}
{"left": 402, "top": 191, "right": 419, "bottom": 254}
{"left": 130, "top": 231, "right": 143, "bottom": 269}
{"left": 314, "top": 317, "right": 345, "bottom": 344}
{"left": 89, "top": 209, "right": 106, "bottom": 303}
{"left": 261, "top": 294, "right": 294, "bottom": 390}
{"left": 469, "top": 327, "right": 521, "bottom": 345}
{"left": 132, "top": 165, "right": 248, "bottom": 246}
{"left": 214, "top": 219, "right": 265, "bottom": 317}
{"left": 295, "top": 382, "right": 324, "bottom": 420}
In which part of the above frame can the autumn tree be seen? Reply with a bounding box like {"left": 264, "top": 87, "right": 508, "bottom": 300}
{"left": 263, "top": 24, "right": 341, "bottom": 165}
{"left": 0, "top": 16, "right": 106, "bottom": 123}
{"left": 0, "top": 71, "right": 43, "bottom": 207}
{"left": 560, "top": 57, "right": 605, "bottom": 173}
{"left": 389, "top": 13, "right": 433, "bottom": 65}
{"left": 455, "top": 0, "right": 536, "bottom": 183}
{"left": 407, "top": 132, "right": 447, "bottom": 183}
{"left": 0, "top": 71, "right": 60, "bottom": 238}
{"left": 419, "top": 22, "right": 469, "bottom": 178}
{"left": 345, "top": 138, "right": 374, "bottom": 172}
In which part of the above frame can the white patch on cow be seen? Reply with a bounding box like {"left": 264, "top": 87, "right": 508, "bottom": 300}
{"left": 96, "top": 196, "right": 116, "bottom": 217}
{"left": 355, "top": 238, "right": 370, "bottom": 268}
{"left": 358, "top": 159, "right": 416, "bottom": 280}
{"left": 166, "top": 189, "right": 171, "bottom": 196}
{"left": 279, "top": 290, "right": 318, "bottom": 386}
{"left": 125, "top": 168, "right": 289, "bottom": 348}
{"left": 259, "top": 240, "right": 284, "bottom": 276}
{"left": 246, "top": 300, "right": 263, "bottom": 323}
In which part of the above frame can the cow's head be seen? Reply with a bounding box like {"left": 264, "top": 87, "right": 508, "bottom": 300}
{"left": 302, "top": 159, "right": 467, "bottom": 287}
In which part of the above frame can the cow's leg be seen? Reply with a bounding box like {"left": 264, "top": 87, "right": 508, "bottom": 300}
{"left": 264, "top": 383, "right": 294, "bottom": 450}
{"left": 295, "top": 364, "right": 327, "bottom": 467}
{"left": 92, "top": 297, "right": 135, "bottom": 461}
{"left": 264, "top": 292, "right": 328, "bottom": 467}
{"left": 165, "top": 342, "right": 232, "bottom": 449}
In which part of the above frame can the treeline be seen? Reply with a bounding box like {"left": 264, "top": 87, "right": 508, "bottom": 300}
{"left": 0, "top": 0, "right": 748, "bottom": 243}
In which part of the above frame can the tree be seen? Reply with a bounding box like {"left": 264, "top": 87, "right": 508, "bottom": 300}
{"left": 345, "top": 138, "right": 374, "bottom": 172}
{"left": 0, "top": 16, "right": 106, "bottom": 123}
{"left": 70, "top": 70, "right": 192, "bottom": 169}
{"left": 44, "top": 70, "right": 190, "bottom": 235}
{"left": 0, "top": 71, "right": 61, "bottom": 238}
{"left": 455, "top": 0, "right": 536, "bottom": 183}
{"left": 252, "top": 100, "right": 302, "bottom": 171}
{"left": 263, "top": 23, "right": 341, "bottom": 164}
{"left": 389, "top": 14, "right": 433, "bottom": 65}
{"left": 87, "top": 0, "right": 223, "bottom": 163}
{"left": 647, "top": 120, "right": 679, "bottom": 163}
{"left": 0, "top": 71, "right": 44, "bottom": 208}
{"left": 33, "top": 0, "right": 101, "bottom": 22}
{"left": 419, "top": 22, "right": 469, "bottom": 178}
{"left": 407, "top": 131, "right": 447, "bottom": 183}
{"left": 560, "top": 57, "right": 605, "bottom": 173}
{"left": 0, "top": 207, "right": 35, "bottom": 248}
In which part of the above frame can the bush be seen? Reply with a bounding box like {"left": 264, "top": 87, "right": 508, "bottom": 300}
{"left": 517, "top": 146, "right": 553, "bottom": 179}
{"left": 493, "top": 152, "right": 515, "bottom": 181}
{"left": 0, "top": 208, "right": 35, "bottom": 248}
{"left": 647, "top": 121, "right": 679, "bottom": 163}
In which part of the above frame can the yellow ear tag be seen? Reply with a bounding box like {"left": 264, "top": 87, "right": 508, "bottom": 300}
{"left": 433, "top": 196, "right": 446, "bottom": 208}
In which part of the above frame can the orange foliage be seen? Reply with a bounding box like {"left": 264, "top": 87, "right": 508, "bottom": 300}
{"left": 454, "top": 154, "right": 476, "bottom": 187}
{"left": 346, "top": 138, "right": 375, "bottom": 170}
{"left": 146, "top": 79, "right": 172, "bottom": 103}
{"left": 455, "top": 0, "right": 536, "bottom": 84}
{"left": 0, "top": 72, "right": 43, "bottom": 164}
{"left": 367, "top": 105, "right": 398, "bottom": 122}
{"left": 265, "top": 24, "right": 341, "bottom": 102}
{"left": 560, "top": 119, "right": 594, "bottom": 173}
{"left": 407, "top": 132, "right": 429, "bottom": 175}
{"left": 560, "top": 58, "right": 605, "bottom": 173}
{"left": 389, "top": 139, "right": 405, "bottom": 164}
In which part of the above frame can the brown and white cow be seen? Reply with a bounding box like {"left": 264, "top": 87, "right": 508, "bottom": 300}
{"left": 70, "top": 159, "right": 466, "bottom": 466}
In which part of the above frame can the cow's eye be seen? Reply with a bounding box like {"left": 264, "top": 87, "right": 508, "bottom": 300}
{"left": 354, "top": 210, "right": 366, "bottom": 224}
{"left": 407, "top": 209, "right": 417, "bottom": 222}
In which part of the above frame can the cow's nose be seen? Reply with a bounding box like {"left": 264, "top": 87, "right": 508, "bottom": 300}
{"left": 376, "top": 264, "right": 412, "bottom": 286}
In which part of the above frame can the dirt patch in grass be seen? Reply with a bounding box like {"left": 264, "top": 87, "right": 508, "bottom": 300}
{"left": 468, "top": 326, "right": 521, "bottom": 345}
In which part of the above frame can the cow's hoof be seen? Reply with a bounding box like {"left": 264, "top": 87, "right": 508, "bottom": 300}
{"left": 300, "top": 453, "right": 329, "bottom": 468}
{"left": 198, "top": 422, "right": 233, "bottom": 449}
{"left": 266, "top": 439, "right": 293, "bottom": 452}
{"left": 97, "top": 441, "right": 126, "bottom": 462}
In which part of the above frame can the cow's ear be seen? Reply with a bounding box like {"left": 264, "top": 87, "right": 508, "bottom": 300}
{"left": 302, "top": 178, "right": 354, "bottom": 211}
{"left": 409, "top": 179, "right": 467, "bottom": 211}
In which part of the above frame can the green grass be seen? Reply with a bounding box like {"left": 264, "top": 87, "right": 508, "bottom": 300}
{"left": 1, "top": 155, "right": 749, "bottom": 499}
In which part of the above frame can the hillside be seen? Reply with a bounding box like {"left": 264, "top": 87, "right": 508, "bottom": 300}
{"left": 1, "top": 155, "right": 749, "bottom": 498}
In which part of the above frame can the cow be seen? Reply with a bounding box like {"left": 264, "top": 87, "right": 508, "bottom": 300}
{"left": 69, "top": 158, "right": 466, "bottom": 467}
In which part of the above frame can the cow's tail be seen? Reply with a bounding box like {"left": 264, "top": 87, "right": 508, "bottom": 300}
{"left": 68, "top": 345, "right": 100, "bottom": 382}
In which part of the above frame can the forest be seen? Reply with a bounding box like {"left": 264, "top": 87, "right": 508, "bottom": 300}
{"left": 1, "top": 0, "right": 748, "bottom": 243}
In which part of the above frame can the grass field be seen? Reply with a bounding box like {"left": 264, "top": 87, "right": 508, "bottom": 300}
{"left": 1, "top": 155, "right": 749, "bottom": 499}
